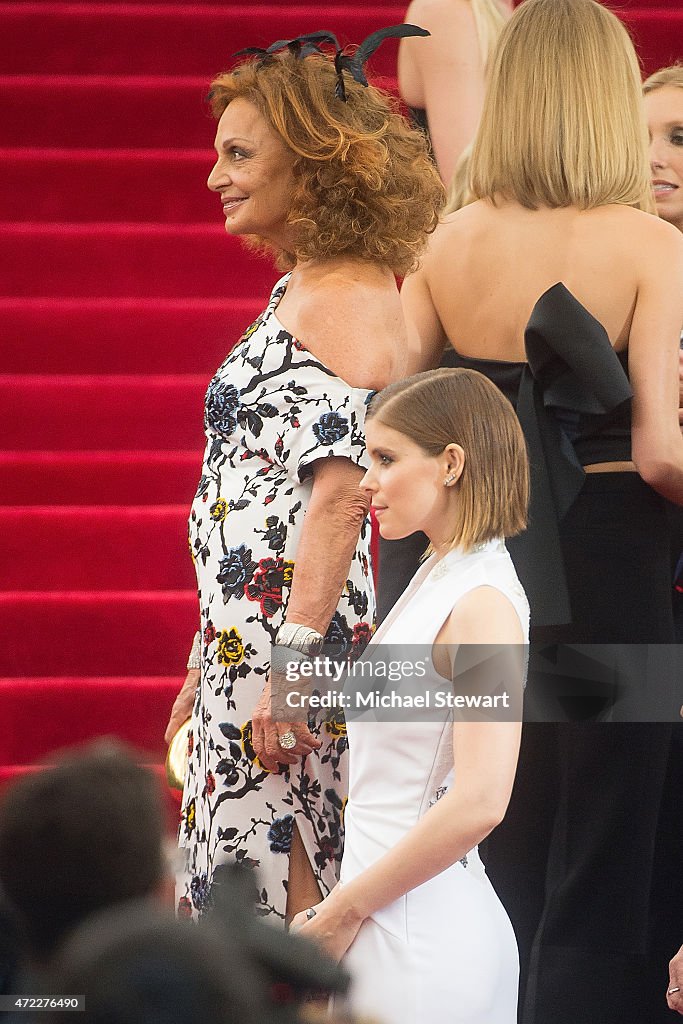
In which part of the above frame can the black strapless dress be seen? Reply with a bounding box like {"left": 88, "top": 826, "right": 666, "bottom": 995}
{"left": 380, "top": 282, "right": 674, "bottom": 639}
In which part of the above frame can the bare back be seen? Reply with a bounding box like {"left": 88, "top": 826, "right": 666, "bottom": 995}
{"left": 403, "top": 197, "right": 683, "bottom": 504}
{"left": 424, "top": 201, "right": 644, "bottom": 359}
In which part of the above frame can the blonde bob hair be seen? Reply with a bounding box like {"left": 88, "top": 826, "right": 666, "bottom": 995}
{"left": 208, "top": 52, "right": 444, "bottom": 274}
{"left": 643, "top": 63, "right": 683, "bottom": 95}
{"left": 470, "top": 0, "right": 653, "bottom": 212}
{"left": 367, "top": 368, "right": 529, "bottom": 552}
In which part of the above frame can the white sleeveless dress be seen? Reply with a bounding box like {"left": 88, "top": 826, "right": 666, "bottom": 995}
{"left": 339, "top": 539, "right": 529, "bottom": 1024}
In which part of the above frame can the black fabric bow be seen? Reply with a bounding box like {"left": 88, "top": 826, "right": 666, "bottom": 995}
{"left": 508, "top": 283, "right": 633, "bottom": 627}
{"left": 234, "top": 24, "right": 430, "bottom": 101}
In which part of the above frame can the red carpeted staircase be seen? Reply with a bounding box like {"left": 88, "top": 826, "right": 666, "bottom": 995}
{"left": 0, "top": 0, "right": 681, "bottom": 798}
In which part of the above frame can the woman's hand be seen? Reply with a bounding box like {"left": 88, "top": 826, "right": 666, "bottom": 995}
{"left": 164, "top": 669, "right": 199, "bottom": 745}
{"left": 251, "top": 677, "right": 321, "bottom": 772}
{"left": 667, "top": 943, "right": 683, "bottom": 1015}
{"left": 290, "top": 884, "right": 364, "bottom": 962}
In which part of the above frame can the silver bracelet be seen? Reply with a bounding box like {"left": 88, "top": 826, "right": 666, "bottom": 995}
{"left": 186, "top": 630, "right": 201, "bottom": 670}
{"left": 275, "top": 622, "right": 325, "bottom": 656}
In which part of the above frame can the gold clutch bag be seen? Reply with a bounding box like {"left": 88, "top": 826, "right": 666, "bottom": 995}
{"left": 165, "top": 718, "right": 191, "bottom": 790}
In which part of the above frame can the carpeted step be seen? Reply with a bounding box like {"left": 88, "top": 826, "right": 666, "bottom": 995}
{"left": 1, "top": 296, "right": 262, "bottom": 373}
{"left": 0, "top": 75, "right": 397, "bottom": 148}
{"left": 2, "top": 4, "right": 679, "bottom": 79}
{"left": 0, "top": 375, "right": 206, "bottom": 449}
{"left": 0, "top": 451, "right": 202, "bottom": 505}
{"left": 0, "top": 75, "right": 211, "bottom": 148}
{"left": 0, "top": 767, "right": 39, "bottom": 793}
{"left": 1, "top": 149, "right": 217, "bottom": 223}
{"left": 0, "top": 676, "right": 180, "bottom": 763}
{"left": 625, "top": 9, "right": 683, "bottom": 71}
{"left": 0, "top": 506, "right": 195, "bottom": 590}
{"left": 0, "top": 591, "right": 197, "bottom": 676}
{"left": 2, "top": 4, "right": 404, "bottom": 77}
{"left": 1, "top": 224, "right": 278, "bottom": 298}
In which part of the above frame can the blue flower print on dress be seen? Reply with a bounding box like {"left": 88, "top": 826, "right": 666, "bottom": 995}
{"left": 325, "top": 610, "right": 353, "bottom": 657}
{"left": 216, "top": 544, "right": 258, "bottom": 602}
{"left": 205, "top": 378, "right": 241, "bottom": 437}
{"left": 190, "top": 872, "right": 211, "bottom": 912}
{"left": 313, "top": 411, "right": 349, "bottom": 445}
{"left": 267, "top": 814, "right": 295, "bottom": 853}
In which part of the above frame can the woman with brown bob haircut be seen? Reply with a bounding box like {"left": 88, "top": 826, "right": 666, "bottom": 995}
{"left": 366, "top": 367, "right": 529, "bottom": 551}
{"left": 164, "top": 36, "right": 443, "bottom": 929}
{"left": 400, "top": 0, "right": 683, "bottom": 1021}
{"left": 293, "top": 369, "right": 529, "bottom": 1024}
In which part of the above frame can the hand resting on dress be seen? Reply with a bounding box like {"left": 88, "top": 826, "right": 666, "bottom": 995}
{"left": 252, "top": 677, "right": 321, "bottom": 772}
{"left": 164, "top": 669, "right": 199, "bottom": 745}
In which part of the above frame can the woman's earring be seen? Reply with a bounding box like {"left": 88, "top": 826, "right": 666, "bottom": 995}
{"left": 444, "top": 474, "right": 456, "bottom": 486}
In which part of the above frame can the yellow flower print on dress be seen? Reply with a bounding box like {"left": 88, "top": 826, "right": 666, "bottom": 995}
{"left": 283, "top": 560, "right": 294, "bottom": 586}
{"left": 241, "top": 719, "right": 275, "bottom": 774}
{"left": 209, "top": 498, "right": 229, "bottom": 521}
{"left": 217, "top": 627, "right": 245, "bottom": 666}
{"left": 324, "top": 707, "right": 347, "bottom": 737}
{"left": 184, "top": 797, "right": 196, "bottom": 836}
{"left": 240, "top": 317, "right": 262, "bottom": 342}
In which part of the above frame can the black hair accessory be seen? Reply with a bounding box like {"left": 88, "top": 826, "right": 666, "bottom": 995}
{"left": 234, "top": 24, "right": 430, "bottom": 101}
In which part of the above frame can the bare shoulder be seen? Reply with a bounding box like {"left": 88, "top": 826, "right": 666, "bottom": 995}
{"left": 405, "top": 0, "right": 474, "bottom": 30}
{"left": 293, "top": 264, "right": 405, "bottom": 390}
{"left": 402, "top": 0, "right": 477, "bottom": 68}
{"left": 602, "top": 205, "right": 683, "bottom": 257}
{"left": 442, "top": 585, "right": 525, "bottom": 646}
{"left": 637, "top": 211, "right": 683, "bottom": 262}
{"left": 604, "top": 208, "right": 683, "bottom": 290}
{"left": 422, "top": 203, "right": 487, "bottom": 268}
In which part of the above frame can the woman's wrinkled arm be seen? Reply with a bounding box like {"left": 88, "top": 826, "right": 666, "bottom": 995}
{"left": 284, "top": 456, "right": 369, "bottom": 634}
{"left": 252, "top": 456, "right": 370, "bottom": 770}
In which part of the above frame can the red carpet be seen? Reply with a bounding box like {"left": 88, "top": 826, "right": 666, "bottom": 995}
{"left": 1, "top": 0, "right": 681, "bottom": 799}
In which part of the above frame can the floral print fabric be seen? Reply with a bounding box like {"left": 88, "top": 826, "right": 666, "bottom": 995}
{"left": 177, "top": 274, "right": 375, "bottom": 922}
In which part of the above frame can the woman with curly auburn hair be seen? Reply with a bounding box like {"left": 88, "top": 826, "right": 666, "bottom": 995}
{"left": 207, "top": 52, "right": 443, "bottom": 273}
{"left": 164, "top": 37, "right": 444, "bottom": 929}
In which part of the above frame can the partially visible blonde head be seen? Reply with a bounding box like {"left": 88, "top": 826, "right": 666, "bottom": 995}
{"left": 470, "top": 0, "right": 510, "bottom": 69}
{"left": 444, "top": 142, "right": 474, "bottom": 215}
{"left": 208, "top": 52, "right": 444, "bottom": 273}
{"left": 643, "top": 63, "right": 683, "bottom": 95}
{"left": 368, "top": 369, "right": 529, "bottom": 552}
{"left": 470, "top": 0, "right": 653, "bottom": 212}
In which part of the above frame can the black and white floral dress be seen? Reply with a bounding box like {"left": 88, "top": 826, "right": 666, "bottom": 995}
{"left": 177, "top": 274, "right": 375, "bottom": 922}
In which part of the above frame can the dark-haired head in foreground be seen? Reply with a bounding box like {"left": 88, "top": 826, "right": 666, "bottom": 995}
{"left": 46, "top": 901, "right": 266, "bottom": 1024}
{"left": 0, "top": 739, "right": 167, "bottom": 962}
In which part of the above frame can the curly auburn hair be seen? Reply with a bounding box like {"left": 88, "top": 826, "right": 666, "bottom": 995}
{"left": 208, "top": 51, "right": 444, "bottom": 274}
